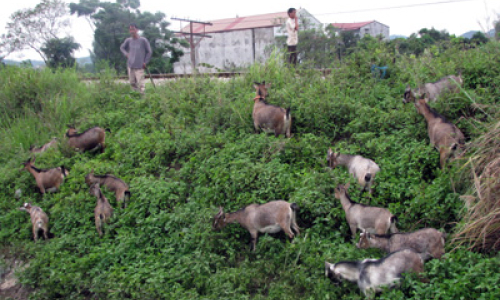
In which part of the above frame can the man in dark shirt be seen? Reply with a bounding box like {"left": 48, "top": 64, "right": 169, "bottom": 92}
{"left": 120, "top": 24, "right": 152, "bottom": 94}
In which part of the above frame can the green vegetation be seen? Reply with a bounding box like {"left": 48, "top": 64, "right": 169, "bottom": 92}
{"left": 1, "top": 39, "right": 500, "bottom": 299}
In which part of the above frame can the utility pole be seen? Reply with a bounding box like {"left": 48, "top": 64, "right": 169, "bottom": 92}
{"left": 171, "top": 18, "right": 213, "bottom": 73}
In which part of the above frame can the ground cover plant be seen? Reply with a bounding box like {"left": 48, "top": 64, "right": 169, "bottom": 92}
{"left": 0, "top": 40, "right": 500, "bottom": 299}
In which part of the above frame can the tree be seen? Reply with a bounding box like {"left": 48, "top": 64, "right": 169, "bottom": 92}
{"left": 0, "top": 0, "right": 71, "bottom": 64}
{"left": 70, "top": 0, "right": 187, "bottom": 74}
{"left": 41, "top": 37, "right": 81, "bottom": 68}
{"left": 469, "top": 32, "right": 489, "bottom": 45}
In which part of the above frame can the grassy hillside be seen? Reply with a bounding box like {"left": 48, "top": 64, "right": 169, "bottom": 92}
{"left": 1, "top": 41, "right": 500, "bottom": 299}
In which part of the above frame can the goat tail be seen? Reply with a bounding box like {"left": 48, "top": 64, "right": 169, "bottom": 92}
{"left": 364, "top": 173, "right": 372, "bottom": 183}
{"left": 390, "top": 215, "right": 398, "bottom": 224}
{"left": 285, "top": 107, "right": 291, "bottom": 120}
{"left": 291, "top": 203, "right": 299, "bottom": 212}
{"left": 37, "top": 221, "right": 44, "bottom": 229}
{"left": 125, "top": 191, "right": 131, "bottom": 201}
{"left": 389, "top": 215, "right": 398, "bottom": 233}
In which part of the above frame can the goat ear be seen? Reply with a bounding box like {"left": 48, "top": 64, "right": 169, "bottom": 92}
{"left": 405, "top": 85, "right": 411, "bottom": 92}
{"left": 345, "top": 182, "right": 350, "bottom": 190}
{"left": 327, "top": 148, "right": 333, "bottom": 156}
{"left": 265, "top": 82, "right": 271, "bottom": 89}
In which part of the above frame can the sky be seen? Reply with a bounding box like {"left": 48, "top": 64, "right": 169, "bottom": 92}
{"left": 1, "top": 0, "right": 499, "bottom": 61}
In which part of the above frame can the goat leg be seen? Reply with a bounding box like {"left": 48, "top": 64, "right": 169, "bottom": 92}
{"left": 32, "top": 227, "right": 38, "bottom": 241}
{"left": 249, "top": 231, "right": 258, "bottom": 251}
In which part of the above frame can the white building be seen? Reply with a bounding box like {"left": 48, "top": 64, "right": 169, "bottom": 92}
{"left": 330, "top": 21, "right": 390, "bottom": 40}
{"left": 173, "top": 9, "right": 321, "bottom": 74}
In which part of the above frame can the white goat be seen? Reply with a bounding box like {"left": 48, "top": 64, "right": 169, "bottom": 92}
{"left": 327, "top": 148, "right": 380, "bottom": 193}
{"left": 325, "top": 248, "right": 426, "bottom": 298}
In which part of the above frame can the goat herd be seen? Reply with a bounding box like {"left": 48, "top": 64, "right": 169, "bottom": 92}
{"left": 18, "top": 75, "right": 464, "bottom": 298}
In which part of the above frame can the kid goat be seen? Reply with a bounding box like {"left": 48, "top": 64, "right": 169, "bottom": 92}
{"left": 327, "top": 148, "right": 380, "bottom": 194}
{"left": 335, "top": 183, "right": 398, "bottom": 239}
{"left": 66, "top": 126, "right": 108, "bottom": 153}
{"left": 21, "top": 156, "right": 69, "bottom": 194}
{"left": 356, "top": 228, "right": 446, "bottom": 260}
{"left": 213, "top": 200, "right": 300, "bottom": 251}
{"left": 403, "top": 74, "right": 463, "bottom": 103}
{"left": 30, "top": 137, "right": 58, "bottom": 153}
{"left": 19, "top": 202, "right": 49, "bottom": 241}
{"left": 85, "top": 170, "right": 130, "bottom": 208}
{"left": 90, "top": 183, "right": 113, "bottom": 237}
{"left": 325, "top": 248, "right": 425, "bottom": 298}
{"left": 252, "top": 81, "right": 292, "bottom": 138}
{"left": 414, "top": 98, "right": 465, "bottom": 169}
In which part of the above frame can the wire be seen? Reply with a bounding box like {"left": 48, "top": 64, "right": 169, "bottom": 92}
{"left": 171, "top": 0, "right": 481, "bottom": 27}
{"left": 315, "top": 0, "right": 479, "bottom": 16}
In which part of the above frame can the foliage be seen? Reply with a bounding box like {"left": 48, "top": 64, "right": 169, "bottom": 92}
{"left": 0, "top": 0, "right": 71, "bottom": 64}
{"left": 41, "top": 37, "right": 81, "bottom": 69}
{"left": 69, "top": 0, "right": 188, "bottom": 74}
{"left": 0, "top": 39, "right": 499, "bottom": 299}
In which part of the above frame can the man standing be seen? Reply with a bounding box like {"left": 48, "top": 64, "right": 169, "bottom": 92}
{"left": 120, "top": 24, "right": 152, "bottom": 94}
{"left": 286, "top": 8, "right": 299, "bottom": 66}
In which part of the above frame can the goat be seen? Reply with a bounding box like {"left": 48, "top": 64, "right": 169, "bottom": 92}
{"left": 19, "top": 202, "right": 49, "bottom": 241}
{"left": 327, "top": 148, "right": 380, "bottom": 194}
{"left": 89, "top": 183, "right": 113, "bottom": 237}
{"left": 252, "top": 81, "right": 292, "bottom": 138}
{"left": 414, "top": 98, "right": 465, "bottom": 169}
{"left": 65, "top": 126, "right": 108, "bottom": 153}
{"left": 334, "top": 183, "right": 398, "bottom": 239}
{"left": 30, "top": 137, "right": 58, "bottom": 153}
{"left": 403, "top": 74, "right": 463, "bottom": 104}
{"left": 85, "top": 170, "right": 130, "bottom": 208}
{"left": 356, "top": 228, "right": 446, "bottom": 260}
{"left": 213, "top": 200, "right": 300, "bottom": 251}
{"left": 21, "top": 156, "right": 69, "bottom": 194}
{"left": 325, "top": 248, "right": 425, "bottom": 298}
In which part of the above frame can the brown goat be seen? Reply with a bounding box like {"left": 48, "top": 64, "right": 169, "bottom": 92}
{"left": 19, "top": 202, "right": 49, "bottom": 241}
{"left": 357, "top": 228, "right": 446, "bottom": 260}
{"left": 21, "top": 157, "right": 69, "bottom": 194}
{"left": 66, "top": 126, "right": 108, "bottom": 153}
{"left": 414, "top": 98, "right": 465, "bottom": 169}
{"left": 30, "top": 137, "right": 58, "bottom": 153}
{"left": 213, "top": 200, "right": 300, "bottom": 251}
{"left": 85, "top": 170, "right": 130, "bottom": 208}
{"left": 252, "top": 82, "right": 292, "bottom": 138}
{"left": 90, "top": 183, "right": 113, "bottom": 237}
{"left": 335, "top": 183, "right": 398, "bottom": 239}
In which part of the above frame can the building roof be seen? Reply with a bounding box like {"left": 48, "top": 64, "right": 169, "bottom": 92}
{"left": 331, "top": 21, "right": 375, "bottom": 31}
{"left": 180, "top": 12, "right": 288, "bottom": 34}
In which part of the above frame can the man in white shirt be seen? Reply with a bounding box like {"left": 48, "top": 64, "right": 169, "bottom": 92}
{"left": 286, "top": 8, "right": 299, "bottom": 66}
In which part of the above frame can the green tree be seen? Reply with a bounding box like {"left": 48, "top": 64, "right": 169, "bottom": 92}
{"left": 0, "top": 0, "right": 71, "bottom": 64}
{"left": 41, "top": 37, "right": 81, "bottom": 68}
{"left": 70, "top": 0, "right": 187, "bottom": 74}
{"left": 469, "top": 31, "right": 489, "bottom": 45}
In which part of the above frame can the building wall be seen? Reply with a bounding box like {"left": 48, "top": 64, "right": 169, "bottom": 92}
{"left": 173, "top": 27, "right": 276, "bottom": 74}
{"left": 360, "top": 22, "right": 390, "bottom": 40}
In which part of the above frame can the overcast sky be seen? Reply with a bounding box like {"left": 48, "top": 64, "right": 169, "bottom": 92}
{"left": 1, "top": 0, "right": 499, "bottom": 61}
